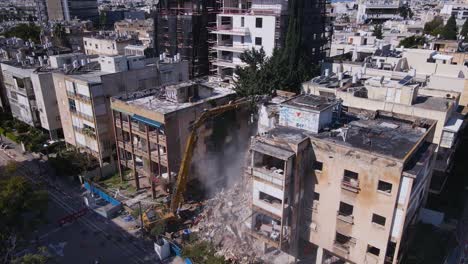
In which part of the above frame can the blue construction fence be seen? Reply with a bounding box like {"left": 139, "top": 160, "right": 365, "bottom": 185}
{"left": 84, "top": 181, "right": 121, "bottom": 206}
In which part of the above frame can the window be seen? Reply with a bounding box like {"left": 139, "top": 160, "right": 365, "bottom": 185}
{"left": 241, "top": 17, "right": 245, "bottom": 27}
{"left": 84, "top": 41, "right": 87, "bottom": 45}
{"left": 255, "top": 37, "right": 262, "bottom": 46}
{"left": 367, "top": 245, "right": 380, "bottom": 256}
{"left": 342, "top": 169, "right": 359, "bottom": 190}
{"left": 339, "top": 202, "right": 353, "bottom": 216}
{"left": 372, "top": 213, "right": 386, "bottom": 226}
{"left": 256, "top": 17, "right": 263, "bottom": 28}
{"left": 313, "top": 161, "right": 323, "bottom": 171}
{"left": 344, "top": 170, "right": 358, "bottom": 179}
{"left": 241, "top": 36, "right": 244, "bottom": 44}
{"left": 68, "top": 99, "right": 76, "bottom": 112}
{"left": 313, "top": 192, "right": 320, "bottom": 201}
{"left": 377, "top": 180, "right": 392, "bottom": 193}
{"left": 95, "top": 44, "right": 98, "bottom": 49}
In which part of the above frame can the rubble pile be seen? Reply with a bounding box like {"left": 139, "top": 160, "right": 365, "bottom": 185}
{"left": 191, "top": 179, "right": 262, "bottom": 263}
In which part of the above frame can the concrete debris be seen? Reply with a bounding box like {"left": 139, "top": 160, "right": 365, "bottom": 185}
{"left": 191, "top": 178, "right": 263, "bottom": 263}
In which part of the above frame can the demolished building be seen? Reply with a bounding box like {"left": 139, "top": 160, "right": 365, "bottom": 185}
{"left": 245, "top": 94, "right": 437, "bottom": 264}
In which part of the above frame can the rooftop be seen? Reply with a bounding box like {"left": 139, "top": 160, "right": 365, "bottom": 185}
{"left": 314, "top": 116, "right": 432, "bottom": 160}
{"left": 113, "top": 80, "right": 235, "bottom": 115}
{"left": 281, "top": 94, "right": 339, "bottom": 112}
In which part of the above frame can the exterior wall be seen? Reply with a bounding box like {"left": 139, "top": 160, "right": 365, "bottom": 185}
{"left": 83, "top": 37, "right": 133, "bottom": 56}
{"left": 53, "top": 73, "right": 76, "bottom": 146}
{"left": 30, "top": 72, "right": 62, "bottom": 138}
{"left": 306, "top": 139, "right": 404, "bottom": 264}
{"left": 1, "top": 64, "right": 39, "bottom": 127}
{"left": 46, "top": 0, "right": 65, "bottom": 20}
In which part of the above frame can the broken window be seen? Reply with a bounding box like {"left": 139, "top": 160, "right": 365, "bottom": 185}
{"left": 313, "top": 161, "right": 323, "bottom": 171}
{"left": 342, "top": 169, "right": 359, "bottom": 189}
{"left": 372, "top": 214, "right": 386, "bottom": 226}
{"left": 253, "top": 152, "right": 285, "bottom": 175}
{"left": 367, "top": 245, "right": 380, "bottom": 256}
{"left": 259, "top": 192, "right": 282, "bottom": 207}
{"left": 377, "top": 180, "right": 392, "bottom": 193}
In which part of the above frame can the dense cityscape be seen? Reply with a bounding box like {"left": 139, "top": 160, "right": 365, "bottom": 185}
{"left": 0, "top": 0, "right": 468, "bottom": 263}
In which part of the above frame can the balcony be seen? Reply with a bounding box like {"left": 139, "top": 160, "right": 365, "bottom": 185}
{"left": 70, "top": 108, "right": 94, "bottom": 122}
{"left": 365, "top": 253, "right": 379, "bottom": 264}
{"left": 252, "top": 166, "right": 288, "bottom": 188}
{"left": 115, "top": 118, "right": 166, "bottom": 146}
{"left": 213, "top": 43, "right": 249, "bottom": 53}
{"left": 333, "top": 242, "right": 350, "bottom": 255}
{"left": 341, "top": 176, "right": 360, "bottom": 193}
{"left": 337, "top": 211, "right": 354, "bottom": 225}
{"left": 67, "top": 91, "right": 92, "bottom": 104}
{"left": 211, "top": 58, "right": 238, "bottom": 69}
{"left": 211, "top": 25, "right": 250, "bottom": 36}
{"left": 117, "top": 141, "right": 168, "bottom": 166}
{"left": 250, "top": 211, "right": 288, "bottom": 250}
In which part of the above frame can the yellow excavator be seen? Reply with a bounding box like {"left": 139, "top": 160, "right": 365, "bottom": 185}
{"left": 143, "top": 98, "right": 250, "bottom": 231}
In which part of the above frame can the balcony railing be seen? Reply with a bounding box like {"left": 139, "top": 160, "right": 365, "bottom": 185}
{"left": 341, "top": 176, "right": 360, "bottom": 192}
{"left": 70, "top": 109, "right": 94, "bottom": 122}
{"left": 337, "top": 212, "right": 354, "bottom": 224}
{"left": 73, "top": 125, "right": 96, "bottom": 138}
{"left": 67, "top": 91, "right": 92, "bottom": 103}
{"left": 115, "top": 118, "right": 167, "bottom": 146}
{"left": 333, "top": 241, "right": 351, "bottom": 255}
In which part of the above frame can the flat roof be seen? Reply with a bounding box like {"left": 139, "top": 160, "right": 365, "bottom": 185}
{"left": 413, "top": 96, "right": 453, "bottom": 111}
{"left": 315, "top": 117, "right": 430, "bottom": 160}
{"left": 115, "top": 81, "right": 235, "bottom": 115}
{"left": 282, "top": 94, "right": 339, "bottom": 112}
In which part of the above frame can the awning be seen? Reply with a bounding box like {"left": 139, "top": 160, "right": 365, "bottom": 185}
{"left": 132, "top": 114, "right": 163, "bottom": 128}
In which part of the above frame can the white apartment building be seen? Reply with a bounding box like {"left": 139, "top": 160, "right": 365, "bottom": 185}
{"left": 83, "top": 33, "right": 136, "bottom": 56}
{"left": 0, "top": 54, "right": 82, "bottom": 139}
{"left": 211, "top": 0, "right": 288, "bottom": 79}
{"left": 52, "top": 55, "right": 189, "bottom": 165}
{"left": 357, "top": 0, "right": 403, "bottom": 24}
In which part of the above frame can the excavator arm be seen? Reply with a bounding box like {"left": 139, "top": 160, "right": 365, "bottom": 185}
{"left": 170, "top": 99, "right": 249, "bottom": 212}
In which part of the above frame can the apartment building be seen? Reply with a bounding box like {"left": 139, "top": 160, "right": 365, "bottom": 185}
{"left": 115, "top": 19, "right": 154, "bottom": 47}
{"left": 1, "top": 0, "right": 48, "bottom": 22}
{"left": 357, "top": 0, "right": 403, "bottom": 24}
{"left": 247, "top": 94, "right": 437, "bottom": 264}
{"left": 211, "top": 0, "right": 331, "bottom": 80}
{"left": 0, "top": 54, "right": 78, "bottom": 139}
{"left": 46, "top": 0, "right": 99, "bottom": 24}
{"left": 154, "top": 0, "right": 220, "bottom": 78}
{"left": 83, "top": 33, "right": 136, "bottom": 56}
{"left": 303, "top": 64, "right": 465, "bottom": 195}
{"left": 110, "top": 80, "right": 236, "bottom": 197}
{"left": 52, "top": 55, "right": 189, "bottom": 165}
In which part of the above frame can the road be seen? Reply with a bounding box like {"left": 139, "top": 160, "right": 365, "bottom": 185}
{"left": 0, "top": 147, "right": 159, "bottom": 264}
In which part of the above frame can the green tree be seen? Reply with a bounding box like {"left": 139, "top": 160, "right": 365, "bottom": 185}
{"left": 441, "top": 15, "right": 458, "bottom": 40}
{"left": 3, "top": 23, "right": 41, "bottom": 43}
{"left": 399, "top": 5, "right": 414, "bottom": 20}
{"left": 0, "top": 176, "right": 48, "bottom": 263}
{"left": 424, "top": 16, "right": 444, "bottom": 36}
{"left": 373, "top": 24, "right": 383, "bottom": 39}
{"left": 12, "top": 247, "right": 50, "bottom": 264}
{"left": 52, "top": 23, "right": 71, "bottom": 48}
{"left": 461, "top": 19, "right": 468, "bottom": 40}
{"left": 399, "top": 35, "right": 427, "bottom": 48}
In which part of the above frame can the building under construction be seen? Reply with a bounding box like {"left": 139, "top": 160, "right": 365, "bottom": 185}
{"left": 154, "top": 0, "right": 221, "bottom": 79}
